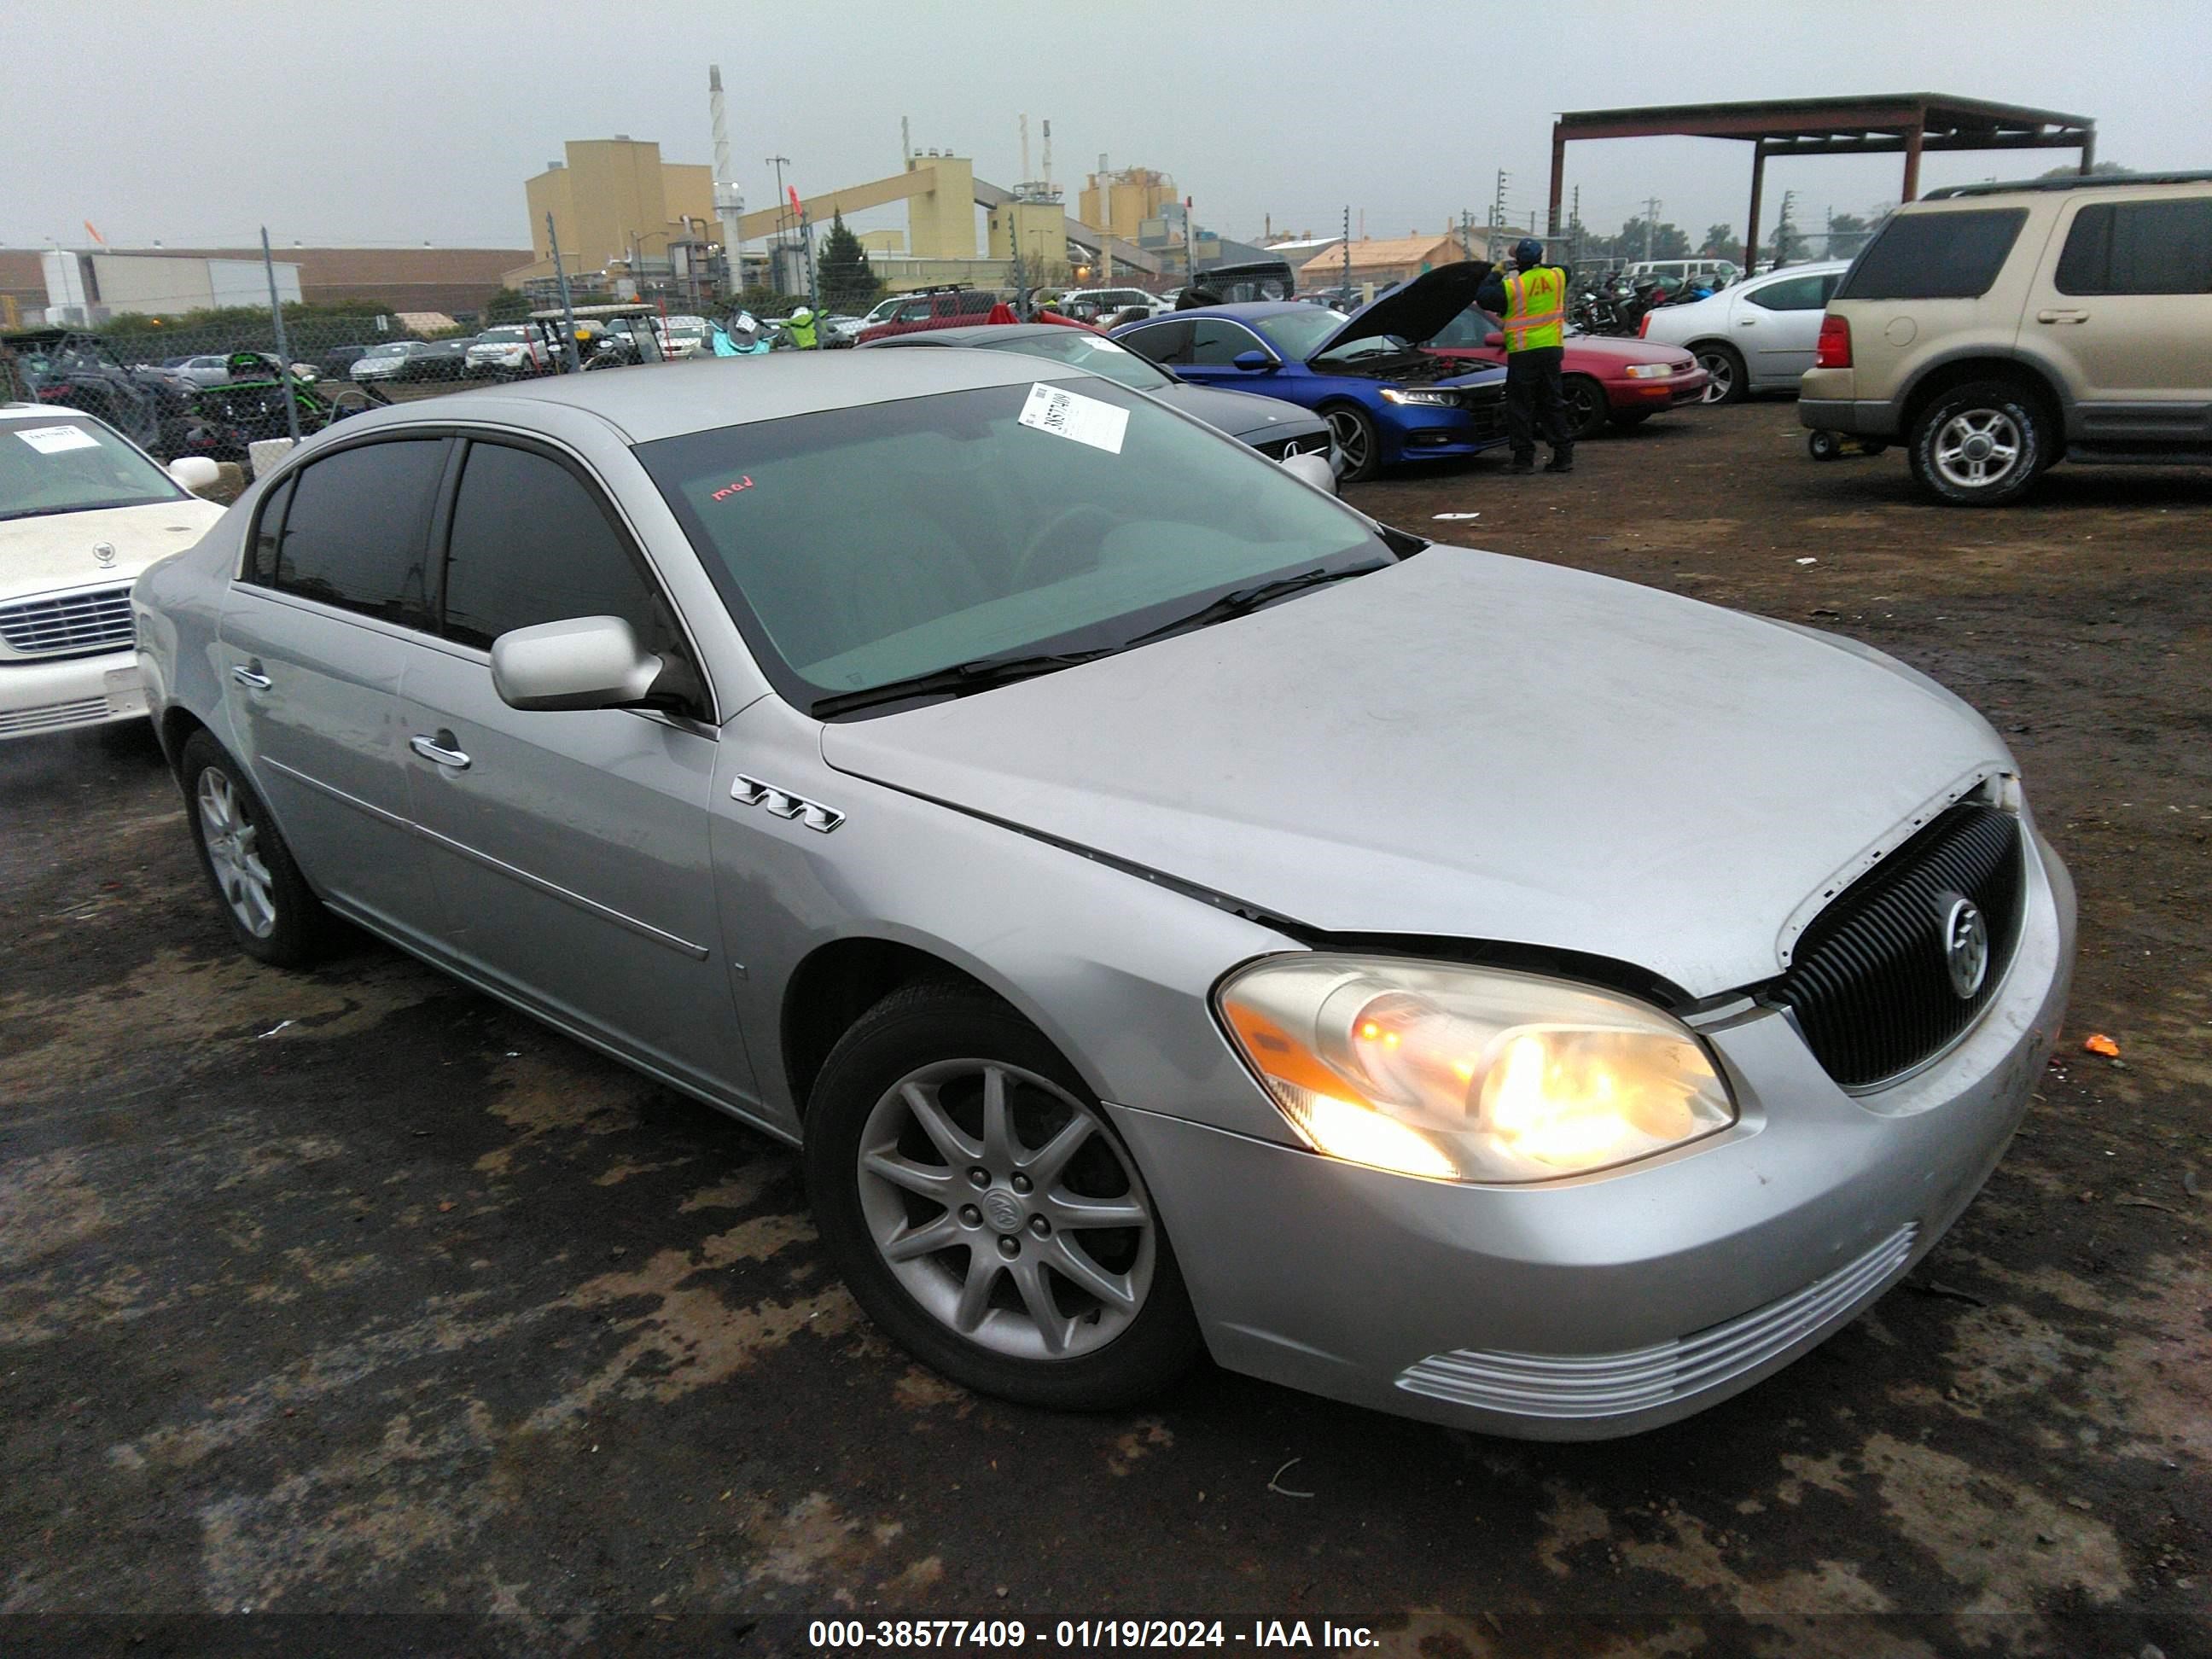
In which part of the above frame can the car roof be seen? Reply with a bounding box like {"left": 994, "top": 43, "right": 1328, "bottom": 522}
{"left": 1744, "top": 260, "right": 1849, "bottom": 280}
{"left": 864, "top": 324, "right": 1076, "bottom": 347}
{"left": 1, "top": 402, "right": 109, "bottom": 425}
{"left": 326, "top": 350, "right": 1088, "bottom": 444}
{"left": 1134, "top": 302, "right": 1314, "bottom": 323}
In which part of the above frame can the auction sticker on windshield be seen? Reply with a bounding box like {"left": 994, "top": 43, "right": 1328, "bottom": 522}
{"left": 15, "top": 426, "right": 102, "bottom": 455}
{"left": 1018, "top": 381, "right": 1127, "bottom": 455}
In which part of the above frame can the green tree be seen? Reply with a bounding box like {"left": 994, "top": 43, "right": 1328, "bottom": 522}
{"left": 2039, "top": 160, "right": 2130, "bottom": 178}
{"left": 1617, "top": 217, "right": 1691, "bottom": 261}
{"left": 817, "top": 212, "right": 882, "bottom": 311}
{"left": 1772, "top": 215, "right": 1807, "bottom": 265}
{"left": 1822, "top": 212, "right": 1872, "bottom": 259}
{"left": 1697, "top": 223, "right": 1737, "bottom": 258}
{"left": 480, "top": 288, "right": 534, "bottom": 323}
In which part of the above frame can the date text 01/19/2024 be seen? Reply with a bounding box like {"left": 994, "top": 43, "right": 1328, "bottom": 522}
{"left": 806, "top": 1620, "right": 1378, "bottom": 1650}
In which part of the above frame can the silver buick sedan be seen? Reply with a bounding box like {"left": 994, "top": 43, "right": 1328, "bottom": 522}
{"left": 133, "top": 352, "right": 2074, "bottom": 1439}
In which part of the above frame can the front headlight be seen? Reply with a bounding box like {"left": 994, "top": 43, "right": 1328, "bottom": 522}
{"left": 1380, "top": 387, "right": 1458, "bottom": 406}
{"left": 1622, "top": 363, "right": 1674, "bottom": 380}
{"left": 1217, "top": 955, "right": 1734, "bottom": 1183}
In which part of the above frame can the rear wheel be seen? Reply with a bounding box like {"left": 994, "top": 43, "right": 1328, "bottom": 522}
{"left": 1561, "top": 375, "right": 1609, "bottom": 440}
{"left": 1908, "top": 381, "right": 2047, "bottom": 507}
{"left": 179, "top": 731, "right": 329, "bottom": 967}
{"left": 1321, "top": 404, "right": 1379, "bottom": 482}
{"left": 1695, "top": 342, "right": 1746, "bottom": 405}
{"left": 804, "top": 981, "right": 1202, "bottom": 1411}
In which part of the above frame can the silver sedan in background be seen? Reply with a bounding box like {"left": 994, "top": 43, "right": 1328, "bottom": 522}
{"left": 133, "top": 352, "right": 2072, "bottom": 1438}
{"left": 1639, "top": 259, "right": 1851, "bottom": 405}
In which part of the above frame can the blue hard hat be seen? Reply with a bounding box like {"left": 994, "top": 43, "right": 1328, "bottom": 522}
{"left": 1513, "top": 238, "right": 1545, "bottom": 268}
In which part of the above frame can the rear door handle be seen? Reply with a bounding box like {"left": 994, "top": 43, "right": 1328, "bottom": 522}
{"left": 231, "top": 663, "right": 271, "bottom": 690}
{"left": 409, "top": 733, "right": 471, "bottom": 770}
{"left": 2037, "top": 309, "right": 2090, "bottom": 324}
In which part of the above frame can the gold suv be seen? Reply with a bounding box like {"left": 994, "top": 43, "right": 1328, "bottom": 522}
{"left": 1801, "top": 172, "right": 2212, "bottom": 505}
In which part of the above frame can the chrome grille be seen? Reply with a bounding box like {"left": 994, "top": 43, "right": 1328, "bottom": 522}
{"left": 1254, "top": 432, "right": 1330, "bottom": 462}
{"left": 1769, "top": 802, "right": 2026, "bottom": 1089}
{"left": 1396, "top": 1223, "right": 1918, "bottom": 1420}
{"left": 0, "top": 586, "right": 136, "bottom": 657}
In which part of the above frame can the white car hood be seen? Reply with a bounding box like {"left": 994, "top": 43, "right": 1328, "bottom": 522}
{"left": 822, "top": 550, "right": 2012, "bottom": 997}
{"left": 3, "top": 498, "right": 225, "bottom": 598}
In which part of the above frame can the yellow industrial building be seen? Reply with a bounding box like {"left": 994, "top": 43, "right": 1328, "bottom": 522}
{"left": 1080, "top": 166, "right": 1177, "bottom": 243}
{"left": 511, "top": 137, "right": 717, "bottom": 288}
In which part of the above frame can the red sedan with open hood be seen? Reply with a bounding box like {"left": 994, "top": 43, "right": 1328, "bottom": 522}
{"left": 1418, "top": 295, "right": 1709, "bottom": 439}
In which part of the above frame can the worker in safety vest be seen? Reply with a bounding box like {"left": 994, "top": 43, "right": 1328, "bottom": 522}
{"left": 783, "top": 306, "right": 821, "bottom": 350}
{"left": 1477, "top": 237, "right": 1573, "bottom": 474}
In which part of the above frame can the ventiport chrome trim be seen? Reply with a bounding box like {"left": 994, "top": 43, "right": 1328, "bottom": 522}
{"left": 731, "top": 774, "right": 844, "bottom": 833}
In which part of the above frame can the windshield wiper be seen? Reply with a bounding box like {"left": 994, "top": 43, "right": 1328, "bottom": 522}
{"left": 811, "top": 647, "right": 1121, "bottom": 719}
{"left": 1126, "top": 563, "right": 1388, "bottom": 647}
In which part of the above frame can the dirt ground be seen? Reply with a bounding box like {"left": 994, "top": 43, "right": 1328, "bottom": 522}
{"left": 1, "top": 402, "right": 2206, "bottom": 1656}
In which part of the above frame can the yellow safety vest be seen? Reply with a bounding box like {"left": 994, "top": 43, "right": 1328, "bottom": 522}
{"left": 1502, "top": 266, "right": 1565, "bottom": 352}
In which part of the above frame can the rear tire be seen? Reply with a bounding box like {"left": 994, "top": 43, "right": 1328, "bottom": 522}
{"left": 1908, "top": 381, "right": 2047, "bottom": 507}
{"left": 1695, "top": 342, "right": 1746, "bottom": 405}
{"left": 1561, "top": 375, "right": 1609, "bottom": 441}
{"left": 1807, "top": 429, "right": 1843, "bottom": 462}
{"left": 178, "top": 731, "right": 329, "bottom": 967}
{"left": 804, "top": 981, "right": 1202, "bottom": 1412}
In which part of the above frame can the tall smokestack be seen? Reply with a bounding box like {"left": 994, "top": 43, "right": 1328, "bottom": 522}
{"left": 709, "top": 65, "right": 743, "bottom": 282}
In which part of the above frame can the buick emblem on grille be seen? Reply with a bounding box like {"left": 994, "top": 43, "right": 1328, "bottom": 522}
{"left": 1939, "top": 894, "right": 1989, "bottom": 1000}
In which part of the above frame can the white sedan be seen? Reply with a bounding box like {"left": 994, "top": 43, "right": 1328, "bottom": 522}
{"left": 1637, "top": 260, "right": 1850, "bottom": 404}
{"left": 1, "top": 405, "right": 225, "bottom": 741}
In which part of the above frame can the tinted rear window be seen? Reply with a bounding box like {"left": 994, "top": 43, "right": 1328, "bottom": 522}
{"left": 2055, "top": 199, "right": 2212, "bottom": 295}
{"left": 266, "top": 439, "right": 446, "bottom": 625}
{"left": 1837, "top": 209, "right": 2029, "bottom": 300}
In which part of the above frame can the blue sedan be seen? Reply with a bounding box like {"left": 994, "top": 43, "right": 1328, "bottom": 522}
{"left": 1109, "top": 265, "right": 1507, "bottom": 481}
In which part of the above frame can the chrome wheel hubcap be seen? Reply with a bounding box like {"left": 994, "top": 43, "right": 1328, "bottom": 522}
{"left": 196, "top": 768, "right": 277, "bottom": 938}
{"left": 856, "top": 1060, "right": 1155, "bottom": 1361}
{"left": 1934, "top": 409, "right": 2023, "bottom": 490}
{"left": 1324, "top": 409, "right": 1370, "bottom": 473}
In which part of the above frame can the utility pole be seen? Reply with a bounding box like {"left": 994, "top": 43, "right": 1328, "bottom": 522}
{"left": 1490, "top": 170, "right": 1511, "bottom": 259}
{"left": 546, "top": 212, "right": 581, "bottom": 373}
{"left": 258, "top": 226, "right": 301, "bottom": 444}
{"left": 1643, "top": 196, "right": 1662, "bottom": 263}
{"left": 1185, "top": 195, "right": 1196, "bottom": 284}
{"left": 766, "top": 154, "right": 791, "bottom": 290}
{"left": 1342, "top": 205, "right": 1352, "bottom": 298}
{"left": 1777, "top": 189, "right": 1798, "bottom": 264}
{"left": 1569, "top": 184, "right": 1581, "bottom": 268}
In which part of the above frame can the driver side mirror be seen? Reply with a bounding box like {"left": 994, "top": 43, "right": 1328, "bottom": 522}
{"left": 167, "top": 457, "right": 223, "bottom": 498}
{"left": 1232, "top": 349, "right": 1278, "bottom": 372}
{"left": 1483, "top": 331, "right": 1505, "bottom": 348}
{"left": 490, "top": 616, "right": 663, "bottom": 713}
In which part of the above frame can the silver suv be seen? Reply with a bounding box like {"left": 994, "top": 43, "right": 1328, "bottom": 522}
{"left": 1801, "top": 172, "right": 2212, "bottom": 505}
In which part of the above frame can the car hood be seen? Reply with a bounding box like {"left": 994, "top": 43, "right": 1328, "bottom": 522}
{"left": 1560, "top": 334, "right": 1695, "bottom": 367}
{"left": 2, "top": 498, "right": 225, "bottom": 595}
{"left": 1155, "top": 382, "right": 1326, "bottom": 439}
{"left": 1320, "top": 261, "right": 1494, "bottom": 356}
{"left": 821, "top": 550, "right": 2011, "bottom": 997}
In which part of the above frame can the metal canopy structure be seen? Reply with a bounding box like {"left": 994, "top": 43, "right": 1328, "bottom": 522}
{"left": 1547, "top": 95, "right": 2098, "bottom": 271}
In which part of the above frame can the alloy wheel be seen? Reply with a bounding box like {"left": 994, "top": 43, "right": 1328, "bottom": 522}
{"left": 1932, "top": 408, "right": 2023, "bottom": 492}
{"left": 1697, "top": 350, "right": 1736, "bottom": 403}
{"left": 196, "top": 767, "right": 277, "bottom": 938}
{"left": 1324, "top": 408, "right": 1371, "bottom": 475}
{"left": 854, "top": 1059, "right": 1155, "bottom": 1362}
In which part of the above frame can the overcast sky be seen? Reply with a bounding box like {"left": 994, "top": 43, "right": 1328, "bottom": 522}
{"left": 8, "top": 1, "right": 2208, "bottom": 257}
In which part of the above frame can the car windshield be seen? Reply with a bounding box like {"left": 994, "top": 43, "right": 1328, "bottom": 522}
{"left": 966, "top": 332, "right": 1173, "bottom": 392}
{"left": 639, "top": 378, "right": 1385, "bottom": 715}
{"left": 365, "top": 343, "right": 408, "bottom": 357}
{"left": 478, "top": 327, "right": 526, "bottom": 343}
{"left": 1247, "top": 307, "right": 1351, "bottom": 362}
{"left": 0, "top": 417, "right": 183, "bottom": 522}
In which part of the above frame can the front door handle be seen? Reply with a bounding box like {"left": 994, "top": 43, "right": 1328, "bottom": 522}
{"left": 231, "top": 662, "right": 271, "bottom": 690}
{"left": 1736, "top": 317, "right": 1759, "bottom": 327}
{"left": 409, "top": 732, "right": 471, "bottom": 771}
{"left": 2037, "top": 309, "right": 2090, "bottom": 324}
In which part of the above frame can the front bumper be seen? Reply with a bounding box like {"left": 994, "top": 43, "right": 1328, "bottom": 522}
{"left": 1109, "top": 829, "right": 2074, "bottom": 1440}
{"left": 0, "top": 649, "right": 148, "bottom": 741}
{"left": 1609, "top": 368, "right": 1711, "bottom": 412}
{"left": 1382, "top": 399, "right": 1511, "bottom": 463}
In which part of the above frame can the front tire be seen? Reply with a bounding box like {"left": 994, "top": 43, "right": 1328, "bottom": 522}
{"left": 804, "top": 981, "right": 1202, "bottom": 1411}
{"left": 1321, "top": 404, "right": 1379, "bottom": 483}
{"left": 1562, "top": 375, "right": 1609, "bottom": 440}
{"left": 1908, "top": 381, "right": 2046, "bottom": 507}
{"left": 179, "top": 731, "right": 329, "bottom": 967}
{"left": 1695, "top": 342, "right": 1746, "bottom": 405}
